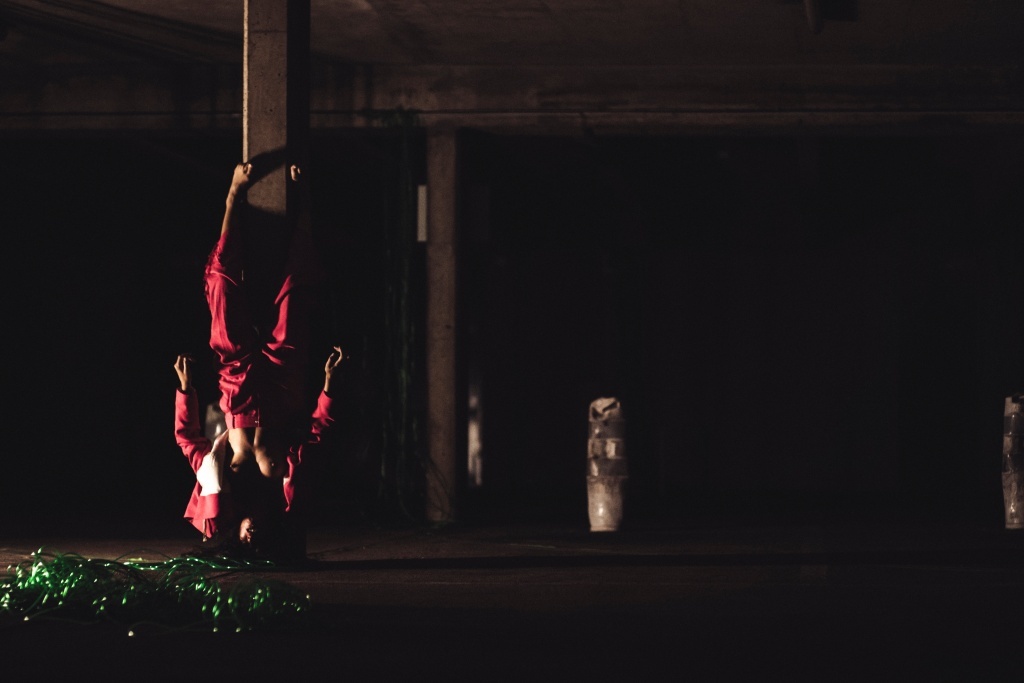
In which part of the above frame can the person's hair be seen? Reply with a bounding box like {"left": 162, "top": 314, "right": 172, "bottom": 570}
{"left": 220, "top": 466, "right": 298, "bottom": 560}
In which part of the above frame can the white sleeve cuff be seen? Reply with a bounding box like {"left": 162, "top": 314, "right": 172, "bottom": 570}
{"left": 196, "top": 451, "right": 223, "bottom": 495}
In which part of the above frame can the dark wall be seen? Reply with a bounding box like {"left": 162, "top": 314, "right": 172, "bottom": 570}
{"left": 0, "top": 131, "right": 398, "bottom": 534}
{"left": 461, "top": 132, "right": 1024, "bottom": 525}
{"left": 1, "top": 129, "right": 1021, "bottom": 535}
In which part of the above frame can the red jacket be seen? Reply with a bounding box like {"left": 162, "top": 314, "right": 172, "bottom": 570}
{"left": 174, "top": 387, "right": 337, "bottom": 538}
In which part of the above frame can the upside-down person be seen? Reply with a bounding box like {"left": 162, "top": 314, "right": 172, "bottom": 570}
{"left": 173, "top": 347, "right": 345, "bottom": 560}
{"left": 173, "top": 161, "right": 346, "bottom": 561}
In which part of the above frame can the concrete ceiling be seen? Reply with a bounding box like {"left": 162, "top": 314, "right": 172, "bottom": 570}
{"left": 1, "top": 0, "right": 1022, "bottom": 133}
{"left": 1, "top": 0, "right": 1021, "bottom": 67}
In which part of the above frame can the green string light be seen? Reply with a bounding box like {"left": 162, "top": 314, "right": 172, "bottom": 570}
{"left": 0, "top": 547, "right": 311, "bottom": 634}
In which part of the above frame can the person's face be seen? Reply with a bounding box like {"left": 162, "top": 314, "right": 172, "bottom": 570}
{"left": 239, "top": 517, "right": 257, "bottom": 545}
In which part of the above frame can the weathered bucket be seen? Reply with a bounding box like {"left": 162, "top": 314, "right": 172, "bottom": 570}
{"left": 587, "top": 397, "right": 627, "bottom": 532}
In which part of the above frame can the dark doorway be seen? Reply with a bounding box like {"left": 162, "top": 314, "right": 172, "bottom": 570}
{"left": 460, "top": 132, "right": 1024, "bottom": 526}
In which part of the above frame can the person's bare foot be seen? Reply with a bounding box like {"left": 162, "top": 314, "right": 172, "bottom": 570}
{"left": 290, "top": 164, "right": 301, "bottom": 182}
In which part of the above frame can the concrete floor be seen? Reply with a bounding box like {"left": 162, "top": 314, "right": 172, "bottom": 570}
{"left": 3, "top": 516, "right": 1023, "bottom": 681}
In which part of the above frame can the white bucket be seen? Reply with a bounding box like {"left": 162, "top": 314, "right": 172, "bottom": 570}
{"left": 588, "top": 397, "right": 627, "bottom": 532}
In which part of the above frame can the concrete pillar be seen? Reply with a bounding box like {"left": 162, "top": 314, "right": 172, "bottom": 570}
{"left": 425, "top": 128, "right": 459, "bottom": 523}
{"left": 243, "top": 0, "right": 309, "bottom": 218}
{"left": 241, "top": 0, "right": 311, "bottom": 556}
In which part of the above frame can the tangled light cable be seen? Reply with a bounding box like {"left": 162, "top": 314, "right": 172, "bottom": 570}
{"left": 0, "top": 547, "right": 311, "bottom": 634}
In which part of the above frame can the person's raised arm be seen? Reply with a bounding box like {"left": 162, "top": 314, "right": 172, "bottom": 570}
{"left": 174, "top": 353, "right": 213, "bottom": 469}
{"left": 323, "top": 345, "right": 347, "bottom": 395}
{"left": 174, "top": 354, "right": 193, "bottom": 393}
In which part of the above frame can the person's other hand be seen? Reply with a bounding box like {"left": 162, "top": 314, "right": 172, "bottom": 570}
{"left": 323, "top": 346, "right": 347, "bottom": 393}
{"left": 174, "top": 354, "right": 193, "bottom": 392}
{"left": 325, "top": 346, "right": 346, "bottom": 374}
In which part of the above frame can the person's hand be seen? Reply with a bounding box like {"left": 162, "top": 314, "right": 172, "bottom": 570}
{"left": 174, "top": 354, "right": 193, "bottom": 392}
{"left": 323, "top": 345, "right": 347, "bottom": 393}
{"left": 325, "top": 345, "right": 346, "bottom": 374}
{"left": 232, "top": 162, "right": 252, "bottom": 190}
{"left": 289, "top": 163, "right": 313, "bottom": 236}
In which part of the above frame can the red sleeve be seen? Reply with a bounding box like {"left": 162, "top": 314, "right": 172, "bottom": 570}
{"left": 309, "top": 391, "right": 336, "bottom": 439}
{"left": 282, "top": 391, "right": 339, "bottom": 514}
{"left": 175, "top": 389, "right": 212, "bottom": 473}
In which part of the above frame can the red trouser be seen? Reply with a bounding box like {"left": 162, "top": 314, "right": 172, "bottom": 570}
{"left": 204, "top": 225, "right": 319, "bottom": 430}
